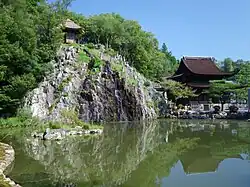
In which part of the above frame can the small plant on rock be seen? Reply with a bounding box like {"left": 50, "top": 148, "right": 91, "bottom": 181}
{"left": 78, "top": 51, "right": 91, "bottom": 63}
{"left": 144, "top": 81, "right": 151, "bottom": 87}
{"left": 85, "top": 43, "right": 95, "bottom": 49}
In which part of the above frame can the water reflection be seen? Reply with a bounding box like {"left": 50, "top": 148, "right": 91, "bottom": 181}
{"left": 1, "top": 119, "right": 250, "bottom": 187}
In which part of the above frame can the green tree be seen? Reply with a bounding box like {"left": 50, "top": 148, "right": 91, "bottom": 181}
{"left": 79, "top": 13, "right": 178, "bottom": 80}
{"left": 0, "top": 0, "right": 71, "bottom": 115}
{"left": 161, "top": 43, "right": 168, "bottom": 54}
{"left": 235, "top": 62, "right": 250, "bottom": 85}
{"left": 160, "top": 80, "right": 196, "bottom": 101}
{"left": 223, "top": 58, "right": 234, "bottom": 72}
{"left": 161, "top": 43, "right": 178, "bottom": 76}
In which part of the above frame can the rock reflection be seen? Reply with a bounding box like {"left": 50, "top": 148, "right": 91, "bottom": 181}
{"left": 21, "top": 121, "right": 168, "bottom": 186}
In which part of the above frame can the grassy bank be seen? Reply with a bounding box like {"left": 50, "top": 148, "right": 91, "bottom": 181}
{"left": 0, "top": 109, "right": 103, "bottom": 130}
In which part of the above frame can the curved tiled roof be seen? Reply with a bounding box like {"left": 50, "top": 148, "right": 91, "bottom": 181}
{"left": 182, "top": 57, "right": 233, "bottom": 75}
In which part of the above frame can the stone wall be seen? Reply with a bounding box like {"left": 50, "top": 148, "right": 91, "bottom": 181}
{"left": 0, "top": 143, "right": 21, "bottom": 187}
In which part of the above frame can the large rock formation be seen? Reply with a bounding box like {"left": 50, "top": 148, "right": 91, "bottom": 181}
{"left": 24, "top": 45, "right": 166, "bottom": 122}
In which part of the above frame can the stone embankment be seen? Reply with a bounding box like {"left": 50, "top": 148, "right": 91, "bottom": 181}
{"left": 166, "top": 109, "right": 250, "bottom": 120}
{"left": 0, "top": 143, "right": 21, "bottom": 187}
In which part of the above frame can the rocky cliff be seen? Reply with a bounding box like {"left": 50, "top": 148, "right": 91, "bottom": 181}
{"left": 24, "top": 44, "right": 166, "bottom": 122}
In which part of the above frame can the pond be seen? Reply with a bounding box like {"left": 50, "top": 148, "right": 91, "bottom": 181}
{"left": 0, "top": 119, "right": 250, "bottom": 187}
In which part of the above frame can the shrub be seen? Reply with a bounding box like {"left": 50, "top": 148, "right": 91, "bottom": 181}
{"left": 177, "top": 104, "right": 184, "bottom": 110}
{"left": 127, "top": 77, "right": 137, "bottom": 86}
{"left": 0, "top": 116, "right": 40, "bottom": 128}
{"left": 58, "top": 76, "right": 72, "bottom": 92}
{"left": 49, "top": 121, "right": 61, "bottom": 129}
{"left": 105, "top": 48, "right": 116, "bottom": 56}
{"left": 48, "top": 98, "right": 59, "bottom": 114}
{"left": 78, "top": 51, "right": 91, "bottom": 63}
{"left": 111, "top": 63, "right": 123, "bottom": 74}
{"left": 83, "top": 124, "right": 90, "bottom": 130}
{"left": 16, "top": 107, "right": 32, "bottom": 122}
{"left": 60, "top": 109, "right": 90, "bottom": 128}
{"left": 85, "top": 43, "right": 95, "bottom": 49}
{"left": 88, "top": 57, "right": 104, "bottom": 74}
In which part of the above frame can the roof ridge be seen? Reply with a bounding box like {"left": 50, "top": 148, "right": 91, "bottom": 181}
{"left": 183, "top": 56, "right": 214, "bottom": 60}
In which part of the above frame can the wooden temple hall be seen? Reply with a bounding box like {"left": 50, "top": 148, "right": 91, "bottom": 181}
{"left": 168, "top": 57, "right": 237, "bottom": 105}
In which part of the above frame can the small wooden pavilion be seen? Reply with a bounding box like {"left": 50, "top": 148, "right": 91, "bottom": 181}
{"left": 63, "top": 19, "right": 81, "bottom": 44}
{"left": 168, "top": 57, "right": 238, "bottom": 104}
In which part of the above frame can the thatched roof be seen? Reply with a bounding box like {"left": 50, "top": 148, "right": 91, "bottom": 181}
{"left": 64, "top": 19, "right": 81, "bottom": 30}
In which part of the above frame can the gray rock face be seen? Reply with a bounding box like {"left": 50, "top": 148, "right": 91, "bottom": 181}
{"left": 24, "top": 45, "right": 165, "bottom": 122}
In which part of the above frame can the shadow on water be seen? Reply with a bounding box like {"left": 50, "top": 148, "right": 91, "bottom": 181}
{"left": 0, "top": 119, "right": 250, "bottom": 187}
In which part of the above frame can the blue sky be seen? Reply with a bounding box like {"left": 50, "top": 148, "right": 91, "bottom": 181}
{"left": 67, "top": 0, "right": 249, "bottom": 61}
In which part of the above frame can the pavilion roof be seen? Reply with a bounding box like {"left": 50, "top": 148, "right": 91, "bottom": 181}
{"left": 64, "top": 19, "right": 81, "bottom": 30}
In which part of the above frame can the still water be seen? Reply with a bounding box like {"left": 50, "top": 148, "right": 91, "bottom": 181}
{"left": 1, "top": 119, "right": 250, "bottom": 187}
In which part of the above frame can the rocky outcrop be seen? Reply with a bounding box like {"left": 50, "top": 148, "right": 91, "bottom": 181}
{"left": 0, "top": 143, "right": 21, "bottom": 187}
{"left": 24, "top": 45, "right": 165, "bottom": 122}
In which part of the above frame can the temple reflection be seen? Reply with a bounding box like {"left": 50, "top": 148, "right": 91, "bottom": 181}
{"left": 179, "top": 147, "right": 244, "bottom": 175}
{"left": 166, "top": 120, "right": 250, "bottom": 175}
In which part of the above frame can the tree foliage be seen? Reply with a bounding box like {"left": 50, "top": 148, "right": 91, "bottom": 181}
{"left": 209, "top": 80, "right": 240, "bottom": 101}
{"left": 210, "top": 59, "right": 250, "bottom": 101}
{"left": 160, "top": 80, "right": 197, "bottom": 101}
{"left": 160, "top": 43, "right": 179, "bottom": 75}
{"left": 67, "top": 13, "right": 178, "bottom": 80}
{"left": 0, "top": 0, "right": 67, "bottom": 115}
{"left": 223, "top": 58, "right": 234, "bottom": 72}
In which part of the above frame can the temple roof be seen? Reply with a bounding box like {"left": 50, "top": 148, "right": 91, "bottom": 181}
{"left": 64, "top": 19, "right": 81, "bottom": 30}
{"left": 182, "top": 57, "right": 233, "bottom": 75}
